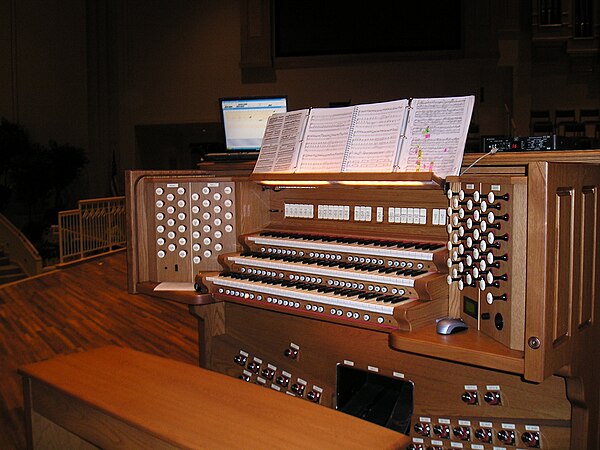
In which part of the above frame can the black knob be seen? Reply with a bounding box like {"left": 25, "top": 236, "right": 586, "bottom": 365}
{"left": 291, "top": 383, "right": 305, "bottom": 396}
{"left": 261, "top": 368, "right": 275, "bottom": 380}
{"left": 483, "top": 221, "right": 501, "bottom": 229}
{"left": 247, "top": 361, "right": 260, "bottom": 374}
{"left": 413, "top": 422, "right": 430, "bottom": 436}
{"left": 432, "top": 424, "right": 449, "bottom": 438}
{"left": 484, "top": 391, "right": 501, "bottom": 405}
{"left": 284, "top": 347, "right": 299, "bottom": 359}
{"left": 461, "top": 391, "right": 478, "bottom": 404}
{"left": 492, "top": 192, "right": 510, "bottom": 202}
{"left": 495, "top": 312, "right": 504, "bottom": 330}
{"left": 474, "top": 428, "right": 492, "bottom": 443}
{"left": 233, "top": 354, "right": 247, "bottom": 366}
{"left": 521, "top": 431, "right": 540, "bottom": 447}
{"left": 484, "top": 202, "right": 502, "bottom": 210}
{"left": 275, "top": 375, "right": 289, "bottom": 388}
{"left": 497, "top": 429, "right": 515, "bottom": 445}
{"left": 453, "top": 426, "right": 470, "bottom": 440}
{"left": 306, "top": 390, "right": 321, "bottom": 403}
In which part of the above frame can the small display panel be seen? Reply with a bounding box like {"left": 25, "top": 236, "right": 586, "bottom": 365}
{"left": 463, "top": 295, "right": 479, "bottom": 319}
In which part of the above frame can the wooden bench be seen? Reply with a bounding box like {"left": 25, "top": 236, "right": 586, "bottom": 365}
{"left": 19, "top": 346, "right": 409, "bottom": 449}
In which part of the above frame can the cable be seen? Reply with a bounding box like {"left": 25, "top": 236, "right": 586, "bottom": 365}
{"left": 460, "top": 147, "right": 499, "bottom": 176}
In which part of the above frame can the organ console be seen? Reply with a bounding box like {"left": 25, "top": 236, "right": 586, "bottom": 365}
{"left": 126, "top": 152, "right": 600, "bottom": 450}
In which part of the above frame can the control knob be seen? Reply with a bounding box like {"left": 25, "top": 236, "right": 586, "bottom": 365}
{"left": 432, "top": 424, "right": 450, "bottom": 439}
{"left": 284, "top": 347, "right": 299, "bottom": 359}
{"left": 521, "top": 431, "right": 541, "bottom": 448}
{"left": 247, "top": 361, "right": 260, "bottom": 374}
{"left": 461, "top": 390, "right": 478, "bottom": 405}
{"left": 413, "top": 422, "right": 430, "bottom": 437}
{"left": 291, "top": 383, "right": 305, "bottom": 396}
{"left": 406, "top": 445, "right": 423, "bottom": 450}
{"left": 260, "top": 368, "right": 275, "bottom": 380}
{"left": 233, "top": 354, "right": 247, "bottom": 366}
{"left": 452, "top": 426, "right": 470, "bottom": 441}
{"left": 239, "top": 373, "right": 250, "bottom": 382}
{"left": 474, "top": 427, "right": 492, "bottom": 443}
{"left": 275, "top": 374, "right": 289, "bottom": 388}
{"left": 306, "top": 390, "right": 321, "bottom": 403}
{"left": 484, "top": 390, "right": 501, "bottom": 405}
{"left": 497, "top": 429, "right": 516, "bottom": 445}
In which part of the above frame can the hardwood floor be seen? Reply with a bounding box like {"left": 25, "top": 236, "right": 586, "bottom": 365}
{"left": 0, "top": 251, "right": 198, "bottom": 450}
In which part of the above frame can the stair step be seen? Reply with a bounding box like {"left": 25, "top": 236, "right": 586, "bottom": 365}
{"left": 0, "top": 264, "right": 24, "bottom": 276}
{"left": 0, "top": 255, "right": 9, "bottom": 265}
{"left": 0, "top": 272, "right": 27, "bottom": 284}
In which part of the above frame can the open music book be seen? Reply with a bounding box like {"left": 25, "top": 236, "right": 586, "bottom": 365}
{"left": 253, "top": 95, "right": 474, "bottom": 178}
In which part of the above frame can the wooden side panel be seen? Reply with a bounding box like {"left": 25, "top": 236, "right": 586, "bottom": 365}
{"left": 29, "top": 380, "right": 177, "bottom": 449}
{"left": 236, "top": 179, "right": 271, "bottom": 235}
{"left": 125, "top": 170, "right": 270, "bottom": 289}
{"left": 525, "top": 163, "right": 600, "bottom": 387}
{"left": 32, "top": 412, "right": 100, "bottom": 450}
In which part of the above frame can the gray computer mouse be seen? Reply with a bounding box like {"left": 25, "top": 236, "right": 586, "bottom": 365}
{"left": 436, "top": 317, "right": 469, "bottom": 335}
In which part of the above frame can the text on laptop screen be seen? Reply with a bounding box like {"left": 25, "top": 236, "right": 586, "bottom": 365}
{"left": 220, "top": 96, "right": 288, "bottom": 151}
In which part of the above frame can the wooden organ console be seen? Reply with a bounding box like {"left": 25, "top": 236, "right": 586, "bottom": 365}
{"left": 126, "top": 152, "right": 600, "bottom": 450}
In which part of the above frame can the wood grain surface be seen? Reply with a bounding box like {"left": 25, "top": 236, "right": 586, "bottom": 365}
{"left": 0, "top": 251, "right": 198, "bottom": 450}
{"left": 21, "top": 346, "right": 409, "bottom": 449}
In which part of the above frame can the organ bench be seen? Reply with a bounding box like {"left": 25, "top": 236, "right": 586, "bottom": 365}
{"left": 125, "top": 150, "right": 600, "bottom": 449}
{"left": 19, "top": 346, "right": 409, "bottom": 449}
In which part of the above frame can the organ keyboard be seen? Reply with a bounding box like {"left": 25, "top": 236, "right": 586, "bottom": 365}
{"left": 198, "top": 228, "right": 449, "bottom": 331}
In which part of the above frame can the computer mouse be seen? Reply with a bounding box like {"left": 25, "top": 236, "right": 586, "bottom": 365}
{"left": 436, "top": 317, "right": 469, "bottom": 335}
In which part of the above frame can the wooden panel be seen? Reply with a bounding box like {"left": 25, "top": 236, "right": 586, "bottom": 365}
{"left": 196, "top": 302, "right": 571, "bottom": 449}
{"left": 267, "top": 185, "right": 449, "bottom": 241}
{"left": 20, "top": 346, "right": 409, "bottom": 450}
{"left": 32, "top": 411, "right": 98, "bottom": 450}
{"left": 447, "top": 175, "right": 528, "bottom": 350}
{"left": 525, "top": 162, "right": 600, "bottom": 388}
{"left": 236, "top": 178, "right": 271, "bottom": 235}
{"left": 29, "top": 379, "right": 177, "bottom": 450}
{"left": 579, "top": 186, "right": 597, "bottom": 328}
{"left": 553, "top": 188, "right": 575, "bottom": 344}
{"left": 462, "top": 149, "right": 600, "bottom": 167}
{"left": 126, "top": 170, "right": 271, "bottom": 292}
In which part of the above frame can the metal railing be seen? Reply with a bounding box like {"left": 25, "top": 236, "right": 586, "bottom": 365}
{"left": 0, "top": 213, "right": 43, "bottom": 276}
{"left": 58, "top": 196, "right": 126, "bottom": 264}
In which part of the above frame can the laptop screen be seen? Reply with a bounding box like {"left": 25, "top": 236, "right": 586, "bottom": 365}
{"left": 219, "top": 96, "right": 288, "bottom": 152}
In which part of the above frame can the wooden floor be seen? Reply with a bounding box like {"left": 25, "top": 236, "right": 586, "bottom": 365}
{"left": 0, "top": 251, "right": 198, "bottom": 450}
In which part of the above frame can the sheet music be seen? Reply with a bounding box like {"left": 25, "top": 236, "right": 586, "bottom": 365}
{"left": 397, "top": 96, "right": 474, "bottom": 178}
{"left": 342, "top": 99, "right": 408, "bottom": 172}
{"left": 254, "top": 96, "right": 474, "bottom": 177}
{"left": 253, "top": 110, "right": 309, "bottom": 173}
{"left": 296, "top": 107, "right": 354, "bottom": 173}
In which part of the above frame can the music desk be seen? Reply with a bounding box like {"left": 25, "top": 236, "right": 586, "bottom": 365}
{"left": 19, "top": 346, "right": 409, "bottom": 449}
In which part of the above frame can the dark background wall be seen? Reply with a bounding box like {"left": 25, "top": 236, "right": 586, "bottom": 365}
{"left": 1, "top": 0, "right": 599, "bottom": 200}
